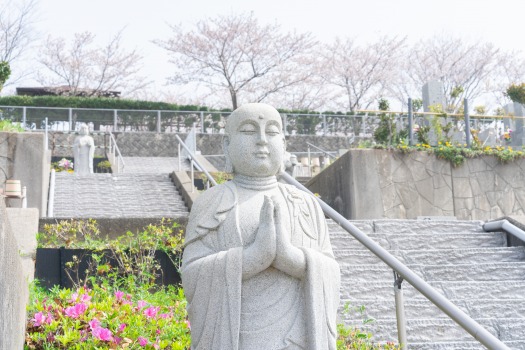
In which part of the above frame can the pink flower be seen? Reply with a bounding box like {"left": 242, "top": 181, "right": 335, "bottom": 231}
{"left": 64, "top": 303, "right": 87, "bottom": 318}
{"left": 88, "top": 318, "right": 100, "bottom": 330}
{"left": 159, "top": 313, "right": 170, "bottom": 319}
{"left": 92, "top": 326, "right": 113, "bottom": 341}
{"left": 69, "top": 292, "right": 78, "bottom": 303}
{"left": 137, "top": 300, "right": 147, "bottom": 309}
{"left": 118, "top": 323, "right": 127, "bottom": 332}
{"left": 185, "top": 320, "right": 191, "bottom": 329}
{"left": 32, "top": 312, "right": 46, "bottom": 326}
{"left": 138, "top": 336, "right": 148, "bottom": 346}
{"left": 143, "top": 306, "right": 159, "bottom": 318}
{"left": 45, "top": 314, "right": 54, "bottom": 324}
{"left": 80, "top": 293, "right": 91, "bottom": 303}
{"left": 114, "top": 290, "right": 125, "bottom": 301}
{"left": 156, "top": 329, "right": 161, "bottom": 335}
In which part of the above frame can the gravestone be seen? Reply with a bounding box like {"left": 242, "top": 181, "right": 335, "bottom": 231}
{"left": 422, "top": 80, "right": 445, "bottom": 112}
{"left": 503, "top": 102, "right": 525, "bottom": 147}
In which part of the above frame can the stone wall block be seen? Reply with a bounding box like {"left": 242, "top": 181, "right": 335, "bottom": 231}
{"left": 477, "top": 172, "right": 496, "bottom": 192}
{"left": 469, "top": 177, "right": 483, "bottom": 196}
{"left": 381, "top": 183, "right": 401, "bottom": 211}
{"left": 498, "top": 191, "right": 516, "bottom": 214}
{"left": 397, "top": 184, "right": 419, "bottom": 210}
{"left": 467, "top": 158, "right": 488, "bottom": 173}
{"left": 415, "top": 177, "right": 434, "bottom": 204}
{"left": 452, "top": 177, "right": 473, "bottom": 198}
{"left": 496, "top": 163, "right": 523, "bottom": 188}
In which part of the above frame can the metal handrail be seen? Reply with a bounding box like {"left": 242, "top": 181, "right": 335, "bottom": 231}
{"left": 175, "top": 134, "right": 217, "bottom": 187}
{"left": 305, "top": 142, "right": 337, "bottom": 159}
{"left": 483, "top": 219, "right": 525, "bottom": 243}
{"left": 108, "top": 133, "right": 125, "bottom": 173}
{"left": 280, "top": 171, "right": 510, "bottom": 350}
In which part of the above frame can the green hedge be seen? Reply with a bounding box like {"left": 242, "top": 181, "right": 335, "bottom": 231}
{"left": 0, "top": 96, "right": 210, "bottom": 111}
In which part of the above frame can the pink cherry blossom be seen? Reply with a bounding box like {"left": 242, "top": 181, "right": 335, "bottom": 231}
{"left": 138, "top": 336, "right": 148, "bottom": 346}
{"left": 92, "top": 326, "right": 113, "bottom": 341}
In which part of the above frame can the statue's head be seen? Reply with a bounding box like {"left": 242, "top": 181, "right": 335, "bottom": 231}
{"left": 224, "top": 103, "right": 285, "bottom": 177}
{"left": 79, "top": 124, "right": 89, "bottom": 136}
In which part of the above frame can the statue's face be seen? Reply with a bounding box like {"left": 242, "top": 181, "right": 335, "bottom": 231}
{"left": 80, "top": 125, "right": 89, "bottom": 136}
{"left": 225, "top": 104, "right": 285, "bottom": 177}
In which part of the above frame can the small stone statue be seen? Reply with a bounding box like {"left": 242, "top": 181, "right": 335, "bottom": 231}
{"left": 182, "top": 103, "right": 340, "bottom": 349}
{"left": 73, "top": 124, "right": 95, "bottom": 175}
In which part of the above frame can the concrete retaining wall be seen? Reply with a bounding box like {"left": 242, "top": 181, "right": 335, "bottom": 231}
{"left": 48, "top": 132, "right": 354, "bottom": 157}
{"left": 0, "top": 132, "right": 51, "bottom": 215}
{"left": 0, "top": 200, "right": 29, "bottom": 350}
{"left": 307, "top": 149, "right": 525, "bottom": 220}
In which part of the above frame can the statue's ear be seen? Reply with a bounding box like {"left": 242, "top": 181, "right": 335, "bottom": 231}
{"left": 223, "top": 135, "right": 233, "bottom": 173}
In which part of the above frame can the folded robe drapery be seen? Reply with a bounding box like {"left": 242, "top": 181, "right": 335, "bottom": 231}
{"left": 182, "top": 182, "right": 340, "bottom": 350}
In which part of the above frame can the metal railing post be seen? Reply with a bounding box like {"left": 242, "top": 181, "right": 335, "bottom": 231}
{"left": 408, "top": 98, "right": 414, "bottom": 146}
{"left": 394, "top": 271, "right": 407, "bottom": 349}
{"left": 22, "top": 107, "right": 26, "bottom": 128}
{"left": 307, "top": 145, "right": 312, "bottom": 177}
{"left": 44, "top": 117, "right": 49, "bottom": 150}
{"left": 113, "top": 110, "right": 118, "bottom": 131}
{"left": 68, "top": 108, "right": 73, "bottom": 131}
{"left": 282, "top": 114, "right": 288, "bottom": 136}
{"left": 47, "top": 169, "right": 55, "bottom": 217}
{"left": 190, "top": 159, "right": 195, "bottom": 193}
{"left": 464, "top": 99, "right": 471, "bottom": 148}
{"left": 178, "top": 143, "right": 181, "bottom": 172}
{"left": 322, "top": 113, "right": 327, "bottom": 135}
{"left": 157, "top": 111, "right": 161, "bottom": 133}
{"left": 200, "top": 111, "right": 205, "bottom": 133}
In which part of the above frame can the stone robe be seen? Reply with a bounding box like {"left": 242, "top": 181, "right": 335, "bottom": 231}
{"left": 182, "top": 181, "right": 340, "bottom": 350}
{"left": 73, "top": 135, "right": 95, "bottom": 175}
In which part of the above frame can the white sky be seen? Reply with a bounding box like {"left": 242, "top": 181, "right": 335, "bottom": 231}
{"left": 9, "top": 0, "right": 525, "bottom": 105}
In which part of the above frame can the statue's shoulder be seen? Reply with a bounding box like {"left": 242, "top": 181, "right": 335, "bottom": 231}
{"left": 191, "top": 182, "right": 233, "bottom": 210}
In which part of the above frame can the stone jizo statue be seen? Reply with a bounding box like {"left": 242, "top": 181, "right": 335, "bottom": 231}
{"left": 182, "top": 103, "right": 340, "bottom": 350}
{"left": 73, "top": 124, "right": 95, "bottom": 175}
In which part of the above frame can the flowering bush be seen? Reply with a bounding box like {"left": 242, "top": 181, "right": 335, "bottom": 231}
{"left": 25, "top": 281, "right": 191, "bottom": 349}
{"left": 502, "top": 129, "right": 512, "bottom": 142}
{"left": 52, "top": 158, "right": 74, "bottom": 173}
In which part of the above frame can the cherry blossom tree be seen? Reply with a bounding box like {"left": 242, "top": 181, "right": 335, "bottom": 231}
{"left": 321, "top": 35, "right": 406, "bottom": 112}
{"left": 37, "top": 31, "right": 149, "bottom": 97}
{"left": 157, "top": 13, "right": 318, "bottom": 110}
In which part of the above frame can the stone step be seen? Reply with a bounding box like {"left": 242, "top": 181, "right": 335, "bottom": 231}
{"left": 340, "top": 280, "right": 525, "bottom": 302}
{"left": 53, "top": 172, "right": 189, "bottom": 218}
{"left": 340, "top": 262, "right": 525, "bottom": 282}
{"left": 346, "top": 317, "right": 525, "bottom": 343}
{"left": 122, "top": 156, "right": 191, "bottom": 173}
{"left": 329, "top": 232, "right": 507, "bottom": 250}
{"left": 334, "top": 247, "right": 525, "bottom": 265}
{"left": 339, "top": 299, "right": 525, "bottom": 322}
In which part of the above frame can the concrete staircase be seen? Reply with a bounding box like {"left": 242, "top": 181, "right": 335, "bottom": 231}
{"left": 330, "top": 219, "right": 525, "bottom": 349}
{"left": 52, "top": 157, "right": 190, "bottom": 218}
